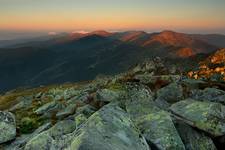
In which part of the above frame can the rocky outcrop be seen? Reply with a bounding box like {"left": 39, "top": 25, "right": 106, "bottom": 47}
{"left": 0, "top": 111, "right": 16, "bottom": 144}
{"left": 25, "top": 120, "right": 76, "bottom": 150}
{"left": 66, "top": 104, "right": 150, "bottom": 150}
{"left": 188, "top": 48, "right": 225, "bottom": 82}
{"left": 170, "top": 99, "right": 225, "bottom": 137}
{"left": 175, "top": 121, "right": 217, "bottom": 150}
{"left": 190, "top": 88, "right": 225, "bottom": 105}
{"left": 156, "top": 82, "right": 184, "bottom": 103}
{"left": 96, "top": 88, "right": 125, "bottom": 103}
{"left": 4, "top": 122, "right": 51, "bottom": 150}
{"left": 35, "top": 101, "right": 58, "bottom": 115}
{"left": 155, "top": 82, "right": 184, "bottom": 110}
{"left": 125, "top": 84, "right": 185, "bottom": 150}
{"left": 1, "top": 59, "right": 225, "bottom": 149}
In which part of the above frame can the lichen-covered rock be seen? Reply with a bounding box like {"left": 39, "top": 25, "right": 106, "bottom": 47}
{"left": 67, "top": 104, "right": 150, "bottom": 150}
{"left": 75, "top": 114, "right": 87, "bottom": 128}
{"left": 175, "top": 121, "right": 217, "bottom": 150}
{"left": 66, "top": 91, "right": 89, "bottom": 105}
{"left": 75, "top": 104, "right": 96, "bottom": 117}
{"left": 125, "top": 83, "right": 155, "bottom": 119}
{"left": 35, "top": 101, "right": 57, "bottom": 115}
{"left": 25, "top": 120, "right": 76, "bottom": 150}
{"left": 132, "top": 60, "right": 156, "bottom": 73}
{"left": 25, "top": 132, "right": 57, "bottom": 150}
{"left": 96, "top": 88, "right": 123, "bottom": 103}
{"left": 154, "top": 98, "right": 170, "bottom": 110}
{"left": 56, "top": 103, "right": 77, "bottom": 119}
{"left": 136, "top": 110, "right": 185, "bottom": 150}
{"left": 47, "top": 120, "right": 76, "bottom": 138}
{"left": 46, "top": 87, "right": 79, "bottom": 101}
{"left": 170, "top": 99, "right": 225, "bottom": 137}
{"left": 125, "top": 84, "right": 185, "bottom": 150}
{"left": 134, "top": 74, "right": 181, "bottom": 85}
{"left": 125, "top": 83, "right": 153, "bottom": 101}
{"left": 180, "top": 79, "right": 206, "bottom": 89}
{"left": 0, "top": 111, "right": 16, "bottom": 144}
{"left": 4, "top": 122, "right": 51, "bottom": 150}
{"left": 190, "top": 88, "right": 225, "bottom": 105}
{"left": 156, "top": 82, "right": 184, "bottom": 104}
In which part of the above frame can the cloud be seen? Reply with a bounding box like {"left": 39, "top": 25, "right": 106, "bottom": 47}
{"left": 72, "top": 30, "right": 89, "bottom": 34}
{"left": 48, "top": 32, "right": 57, "bottom": 35}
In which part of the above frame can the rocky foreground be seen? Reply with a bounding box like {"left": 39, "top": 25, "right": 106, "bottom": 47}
{"left": 0, "top": 58, "right": 225, "bottom": 150}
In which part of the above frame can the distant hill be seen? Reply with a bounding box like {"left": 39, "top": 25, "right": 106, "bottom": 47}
{"left": 0, "top": 30, "right": 224, "bottom": 92}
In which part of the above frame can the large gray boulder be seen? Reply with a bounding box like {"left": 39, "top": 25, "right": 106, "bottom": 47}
{"left": 96, "top": 88, "right": 124, "bottom": 103}
{"left": 170, "top": 99, "right": 225, "bottom": 137}
{"left": 25, "top": 120, "right": 76, "bottom": 150}
{"left": 56, "top": 103, "right": 77, "bottom": 119}
{"left": 75, "top": 104, "right": 96, "bottom": 117}
{"left": 190, "top": 88, "right": 225, "bottom": 105}
{"left": 67, "top": 104, "right": 150, "bottom": 150}
{"left": 156, "top": 82, "right": 184, "bottom": 104}
{"left": 180, "top": 79, "right": 206, "bottom": 89}
{"left": 175, "top": 121, "right": 217, "bottom": 150}
{"left": 0, "top": 111, "right": 16, "bottom": 144}
{"left": 35, "top": 101, "right": 57, "bottom": 115}
{"left": 4, "top": 122, "right": 51, "bottom": 150}
{"left": 125, "top": 84, "right": 185, "bottom": 150}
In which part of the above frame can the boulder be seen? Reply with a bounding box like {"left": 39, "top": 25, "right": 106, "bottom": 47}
{"left": 175, "top": 121, "right": 217, "bottom": 150}
{"left": 56, "top": 103, "right": 77, "bottom": 119}
{"left": 132, "top": 60, "right": 156, "bottom": 73}
{"left": 134, "top": 74, "right": 180, "bottom": 85}
{"left": 4, "top": 122, "right": 51, "bottom": 150}
{"left": 96, "top": 88, "right": 123, "bottom": 103}
{"left": 35, "top": 101, "right": 57, "bottom": 115}
{"left": 0, "top": 111, "right": 16, "bottom": 144}
{"left": 46, "top": 87, "right": 79, "bottom": 101}
{"left": 67, "top": 104, "right": 150, "bottom": 150}
{"left": 125, "top": 84, "right": 185, "bottom": 150}
{"left": 25, "top": 132, "right": 57, "bottom": 150}
{"left": 170, "top": 99, "right": 225, "bottom": 137}
{"left": 135, "top": 110, "right": 185, "bottom": 150}
{"left": 66, "top": 91, "right": 89, "bottom": 105}
{"left": 180, "top": 79, "right": 206, "bottom": 89}
{"left": 190, "top": 88, "right": 225, "bottom": 105}
{"left": 154, "top": 98, "right": 170, "bottom": 110}
{"left": 25, "top": 120, "right": 76, "bottom": 150}
{"left": 75, "top": 104, "right": 96, "bottom": 117}
{"left": 156, "top": 82, "right": 184, "bottom": 104}
{"left": 74, "top": 114, "right": 87, "bottom": 128}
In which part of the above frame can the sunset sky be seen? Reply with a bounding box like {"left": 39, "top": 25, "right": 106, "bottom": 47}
{"left": 1, "top": 0, "right": 225, "bottom": 36}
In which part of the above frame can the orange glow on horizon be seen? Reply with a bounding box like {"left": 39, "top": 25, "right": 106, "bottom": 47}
{"left": 1, "top": 15, "right": 224, "bottom": 32}
{"left": 1, "top": 0, "right": 225, "bottom": 33}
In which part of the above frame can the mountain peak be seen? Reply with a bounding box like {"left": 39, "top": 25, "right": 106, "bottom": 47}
{"left": 146, "top": 30, "right": 193, "bottom": 47}
{"left": 161, "top": 30, "right": 176, "bottom": 33}
{"left": 160, "top": 30, "right": 182, "bottom": 36}
{"left": 119, "top": 31, "right": 148, "bottom": 42}
{"left": 89, "top": 30, "right": 112, "bottom": 37}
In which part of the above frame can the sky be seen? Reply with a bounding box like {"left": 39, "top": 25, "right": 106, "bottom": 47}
{"left": 0, "top": 0, "right": 225, "bottom": 39}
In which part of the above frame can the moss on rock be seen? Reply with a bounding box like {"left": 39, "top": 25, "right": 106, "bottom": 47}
{"left": 170, "top": 99, "right": 225, "bottom": 137}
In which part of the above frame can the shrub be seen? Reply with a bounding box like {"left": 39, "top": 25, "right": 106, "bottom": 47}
{"left": 20, "top": 117, "right": 39, "bottom": 134}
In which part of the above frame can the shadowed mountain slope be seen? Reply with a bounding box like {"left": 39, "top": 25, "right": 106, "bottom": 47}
{"left": 0, "top": 30, "right": 224, "bottom": 92}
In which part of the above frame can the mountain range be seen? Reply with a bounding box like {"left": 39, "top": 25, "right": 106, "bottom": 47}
{"left": 0, "top": 30, "right": 225, "bottom": 92}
